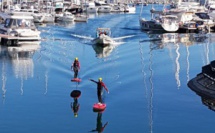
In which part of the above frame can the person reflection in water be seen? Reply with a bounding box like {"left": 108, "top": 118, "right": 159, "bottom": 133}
{"left": 90, "top": 113, "right": 108, "bottom": 133}
{"left": 71, "top": 57, "right": 80, "bottom": 79}
{"left": 71, "top": 98, "right": 80, "bottom": 118}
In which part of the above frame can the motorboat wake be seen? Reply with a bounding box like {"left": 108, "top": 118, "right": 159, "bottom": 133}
{"left": 71, "top": 28, "right": 135, "bottom": 47}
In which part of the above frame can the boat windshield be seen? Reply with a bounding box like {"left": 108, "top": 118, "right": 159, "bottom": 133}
{"left": 97, "top": 29, "right": 111, "bottom": 37}
{"left": 195, "top": 13, "right": 210, "bottom": 19}
{"left": 5, "top": 18, "right": 35, "bottom": 29}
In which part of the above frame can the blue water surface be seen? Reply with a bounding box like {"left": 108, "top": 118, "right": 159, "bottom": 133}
{"left": 0, "top": 4, "right": 215, "bottom": 133}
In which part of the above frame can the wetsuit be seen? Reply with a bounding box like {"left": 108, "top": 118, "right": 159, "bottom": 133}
{"left": 72, "top": 60, "right": 80, "bottom": 78}
{"left": 90, "top": 79, "right": 109, "bottom": 103}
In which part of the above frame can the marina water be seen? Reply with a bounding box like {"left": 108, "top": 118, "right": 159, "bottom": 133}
{"left": 1, "top": 5, "right": 215, "bottom": 133}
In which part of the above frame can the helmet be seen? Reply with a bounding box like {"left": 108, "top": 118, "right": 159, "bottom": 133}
{"left": 75, "top": 57, "right": 78, "bottom": 61}
{"left": 98, "top": 78, "right": 102, "bottom": 81}
{"left": 74, "top": 113, "right": 78, "bottom": 117}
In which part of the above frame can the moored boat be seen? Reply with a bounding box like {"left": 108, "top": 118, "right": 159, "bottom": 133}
{"left": 57, "top": 12, "right": 75, "bottom": 22}
{"left": 188, "top": 60, "right": 215, "bottom": 99}
{"left": 0, "top": 11, "right": 41, "bottom": 46}
{"left": 74, "top": 14, "right": 88, "bottom": 22}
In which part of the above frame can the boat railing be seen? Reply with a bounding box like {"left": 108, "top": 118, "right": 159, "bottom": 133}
{"left": 203, "top": 73, "right": 215, "bottom": 82}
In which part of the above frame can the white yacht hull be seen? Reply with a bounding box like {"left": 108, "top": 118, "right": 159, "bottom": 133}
{"left": 86, "top": 7, "right": 98, "bottom": 13}
{"left": 124, "top": 6, "right": 136, "bottom": 13}
{"left": 42, "top": 13, "right": 55, "bottom": 23}
{"left": 57, "top": 12, "right": 75, "bottom": 22}
{"left": 139, "top": 18, "right": 163, "bottom": 31}
{"left": 33, "top": 14, "right": 45, "bottom": 23}
{"left": 58, "top": 17, "right": 74, "bottom": 22}
{"left": 98, "top": 6, "right": 112, "bottom": 13}
{"left": 161, "top": 23, "right": 179, "bottom": 32}
{"left": 0, "top": 11, "right": 41, "bottom": 46}
{"left": 74, "top": 15, "right": 88, "bottom": 22}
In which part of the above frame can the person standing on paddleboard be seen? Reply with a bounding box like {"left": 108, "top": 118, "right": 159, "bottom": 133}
{"left": 89, "top": 78, "right": 109, "bottom": 104}
{"left": 71, "top": 57, "right": 80, "bottom": 79}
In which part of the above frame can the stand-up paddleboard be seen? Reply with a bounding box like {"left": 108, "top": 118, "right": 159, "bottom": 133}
{"left": 93, "top": 103, "right": 106, "bottom": 112}
{"left": 70, "top": 90, "right": 81, "bottom": 98}
{"left": 71, "top": 78, "right": 81, "bottom": 82}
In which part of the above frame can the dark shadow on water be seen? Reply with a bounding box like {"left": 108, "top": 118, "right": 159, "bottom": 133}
{"left": 201, "top": 96, "right": 215, "bottom": 112}
{"left": 187, "top": 60, "right": 215, "bottom": 112}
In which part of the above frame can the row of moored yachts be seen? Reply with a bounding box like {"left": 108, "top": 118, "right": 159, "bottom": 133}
{"left": 0, "top": 1, "right": 136, "bottom": 46}
{"left": 139, "top": 1, "right": 215, "bottom": 33}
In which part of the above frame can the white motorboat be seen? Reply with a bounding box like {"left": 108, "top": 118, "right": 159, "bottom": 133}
{"left": 86, "top": 7, "right": 98, "bottom": 13}
{"left": 111, "top": 4, "right": 125, "bottom": 12}
{"left": 97, "top": 6, "right": 112, "bottom": 13}
{"left": 0, "top": 11, "right": 41, "bottom": 45}
{"left": 42, "top": 13, "right": 55, "bottom": 23}
{"left": 86, "top": 2, "right": 98, "bottom": 13}
{"left": 74, "top": 14, "right": 88, "bottom": 22}
{"left": 92, "top": 28, "right": 114, "bottom": 47}
{"left": 57, "top": 12, "right": 75, "bottom": 22}
{"left": 160, "top": 15, "right": 179, "bottom": 32}
{"left": 124, "top": 4, "right": 136, "bottom": 13}
{"left": 139, "top": 18, "right": 164, "bottom": 31}
{"left": 194, "top": 12, "right": 215, "bottom": 27}
{"left": 139, "top": 13, "right": 179, "bottom": 32}
{"left": 71, "top": 28, "right": 134, "bottom": 47}
{"left": 33, "top": 13, "right": 46, "bottom": 23}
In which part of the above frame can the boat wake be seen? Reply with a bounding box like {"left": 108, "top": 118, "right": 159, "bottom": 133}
{"left": 71, "top": 34, "right": 94, "bottom": 40}
{"left": 113, "top": 35, "right": 135, "bottom": 41}
{"left": 111, "top": 41, "right": 125, "bottom": 47}
{"left": 71, "top": 33, "right": 135, "bottom": 46}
